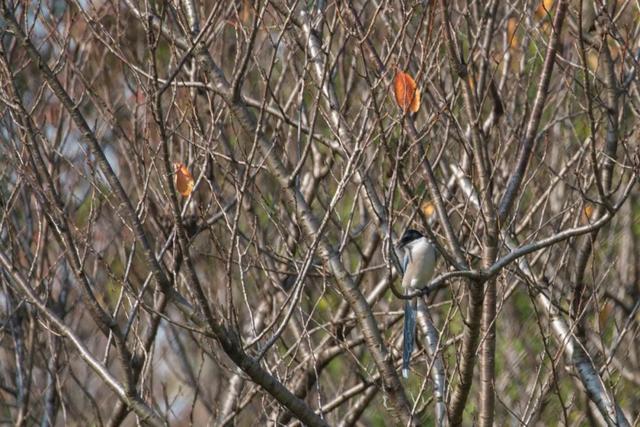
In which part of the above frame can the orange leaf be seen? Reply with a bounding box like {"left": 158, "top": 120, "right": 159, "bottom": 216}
{"left": 241, "top": 0, "right": 251, "bottom": 24}
{"left": 393, "top": 70, "right": 420, "bottom": 113}
{"left": 535, "top": 0, "right": 554, "bottom": 18}
{"left": 175, "top": 163, "right": 194, "bottom": 197}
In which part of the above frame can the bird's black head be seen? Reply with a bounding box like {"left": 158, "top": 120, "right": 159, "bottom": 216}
{"left": 397, "top": 229, "right": 424, "bottom": 248}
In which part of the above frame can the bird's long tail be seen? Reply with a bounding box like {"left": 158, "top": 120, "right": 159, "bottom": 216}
{"left": 402, "top": 298, "right": 417, "bottom": 378}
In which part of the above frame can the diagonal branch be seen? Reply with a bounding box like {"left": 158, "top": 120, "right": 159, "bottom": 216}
{"left": 497, "top": 0, "right": 569, "bottom": 221}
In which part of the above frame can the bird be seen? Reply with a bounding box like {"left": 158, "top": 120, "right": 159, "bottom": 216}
{"left": 397, "top": 229, "right": 437, "bottom": 378}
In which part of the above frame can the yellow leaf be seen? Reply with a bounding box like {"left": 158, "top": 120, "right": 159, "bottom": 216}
{"left": 508, "top": 18, "right": 520, "bottom": 49}
{"left": 587, "top": 52, "right": 599, "bottom": 71}
{"left": 468, "top": 74, "right": 476, "bottom": 92}
{"left": 175, "top": 163, "right": 194, "bottom": 197}
{"left": 598, "top": 302, "right": 613, "bottom": 331}
{"left": 393, "top": 70, "right": 421, "bottom": 113}
{"left": 421, "top": 201, "right": 436, "bottom": 218}
{"left": 609, "top": 43, "right": 620, "bottom": 61}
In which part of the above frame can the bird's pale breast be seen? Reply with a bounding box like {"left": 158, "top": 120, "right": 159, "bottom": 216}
{"left": 402, "top": 239, "right": 435, "bottom": 290}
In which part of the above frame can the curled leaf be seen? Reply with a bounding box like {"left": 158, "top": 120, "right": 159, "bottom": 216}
{"left": 175, "top": 163, "right": 194, "bottom": 197}
{"left": 393, "top": 70, "right": 420, "bottom": 113}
